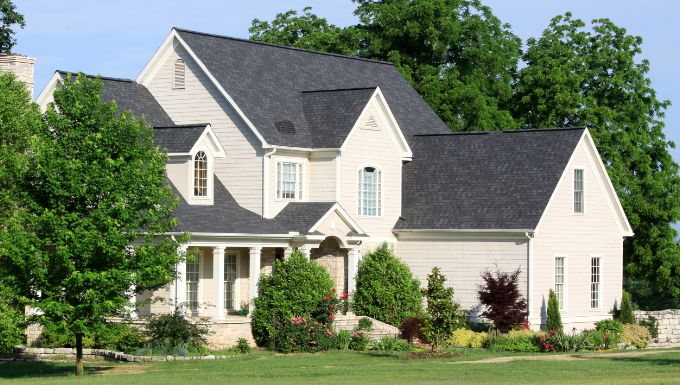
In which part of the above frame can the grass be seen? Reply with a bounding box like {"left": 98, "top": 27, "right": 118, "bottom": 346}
{"left": 1, "top": 349, "right": 679, "bottom": 384}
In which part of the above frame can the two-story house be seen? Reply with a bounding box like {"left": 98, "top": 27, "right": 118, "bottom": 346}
{"left": 37, "top": 28, "right": 633, "bottom": 346}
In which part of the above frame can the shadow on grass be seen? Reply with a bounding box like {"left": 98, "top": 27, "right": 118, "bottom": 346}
{"left": 589, "top": 352, "right": 680, "bottom": 366}
{"left": 0, "top": 361, "right": 117, "bottom": 378}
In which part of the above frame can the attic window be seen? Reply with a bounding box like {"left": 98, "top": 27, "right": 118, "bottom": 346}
{"left": 275, "top": 120, "right": 296, "bottom": 134}
{"left": 173, "top": 59, "right": 185, "bottom": 90}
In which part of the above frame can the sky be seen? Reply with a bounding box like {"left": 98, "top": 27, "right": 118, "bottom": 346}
{"left": 12, "top": 0, "right": 680, "bottom": 163}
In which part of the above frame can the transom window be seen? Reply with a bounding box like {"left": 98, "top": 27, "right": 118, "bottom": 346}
{"left": 277, "top": 162, "right": 302, "bottom": 199}
{"left": 186, "top": 257, "right": 199, "bottom": 312}
{"left": 554, "top": 256, "right": 565, "bottom": 309}
{"left": 194, "top": 151, "right": 208, "bottom": 197}
{"left": 591, "top": 257, "right": 601, "bottom": 309}
{"left": 224, "top": 253, "right": 238, "bottom": 310}
{"left": 358, "top": 167, "right": 382, "bottom": 216}
{"left": 574, "top": 169, "right": 584, "bottom": 213}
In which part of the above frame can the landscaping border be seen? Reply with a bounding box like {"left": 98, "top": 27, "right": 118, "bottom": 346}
{"left": 12, "top": 347, "right": 230, "bottom": 362}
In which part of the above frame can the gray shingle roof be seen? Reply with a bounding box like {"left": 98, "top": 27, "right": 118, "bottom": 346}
{"left": 395, "top": 127, "right": 586, "bottom": 231}
{"left": 171, "top": 176, "right": 287, "bottom": 234}
{"left": 57, "top": 71, "right": 175, "bottom": 127}
{"left": 175, "top": 28, "right": 450, "bottom": 148}
{"left": 274, "top": 202, "right": 336, "bottom": 234}
{"left": 153, "top": 124, "right": 207, "bottom": 153}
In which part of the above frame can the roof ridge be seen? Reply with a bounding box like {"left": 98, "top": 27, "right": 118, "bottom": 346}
{"left": 153, "top": 123, "right": 208, "bottom": 129}
{"left": 57, "top": 70, "right": 136, "bottom": 83}
{"left": 414, "top": 127, "right": 587, "bottom": 137}
{"left": 173, "top": 27, "right": 395, "bottom": 66}
{"left": 301, "top": 87, "right": 377, "bottom": 94}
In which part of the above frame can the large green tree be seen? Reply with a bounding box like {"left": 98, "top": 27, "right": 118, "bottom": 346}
{"left": 0, "top": 75, "right": 186, "bottom": 375}
{"left": 514, "top": 13, "right": 680, "bottom": 306}
{"left": 0, "top": 0, "right": 24, "bottom": 53}
{"left": 250, "top": 0, "right": 521, "bottom": 132}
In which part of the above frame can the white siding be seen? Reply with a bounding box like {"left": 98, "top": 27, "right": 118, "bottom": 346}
{"left": 308, "top": 154, "right": 337, "bottom": 202}
{"left": 146, "top": 43, "right": 264, "bottom": 214}
{"left": 166, "top": 157, "right": 191, "bottom": 202}
{"left": 396, "top": 236, "right": 528, "bottom": 316}
{"left": 532, "top": 137, "right": 624, "bottom": 328}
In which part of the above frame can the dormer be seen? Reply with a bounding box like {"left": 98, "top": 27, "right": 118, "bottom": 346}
{"left": 156, "top": 123, "right": 226, "bottom": 205}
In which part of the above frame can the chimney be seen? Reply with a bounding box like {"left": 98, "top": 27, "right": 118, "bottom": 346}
{"left": 0, "top": 54, "right": 36, "bottom": 98}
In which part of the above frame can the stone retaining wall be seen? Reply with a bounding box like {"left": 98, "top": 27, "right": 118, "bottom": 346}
{"left": 635, "top": 309, "right": 680, "bottom": 344}
{"left": 13, "top": 347, "right": 230, "bottom": 362}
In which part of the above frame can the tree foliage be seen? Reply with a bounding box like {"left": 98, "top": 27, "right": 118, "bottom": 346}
{"left": 251, "top": 250, "right": 335, "bottom": 348}
{"left": 352, "top": 243, "right": 422, "bottom": 326}
{"left": 619, "top": 290, "right": 635, "bottom": 324}
{"left": 546, "top": 289, "right": 563, "bottom": 332}
{"left": 0, "top": 74, "right": 185, "bottom": 374}
{"left": 422, "top": 267, "right": 461, "bottom": 350}
{"left": 0, "top": 0, "right": 24, "bottom": 53}
{"left": 514, "top": 13, "right": 680, "bottom": 303}
{"left": 477, "top": 269, "right": 527, "bottom": 333}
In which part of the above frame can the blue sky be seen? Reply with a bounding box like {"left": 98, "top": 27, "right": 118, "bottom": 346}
{"left": 13, "top": 0, "right": 679, "bottom": 164}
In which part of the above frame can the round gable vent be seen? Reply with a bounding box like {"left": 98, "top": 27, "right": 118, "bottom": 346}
{"left": 275, "top": 120, "right": 296, "bottom": 134}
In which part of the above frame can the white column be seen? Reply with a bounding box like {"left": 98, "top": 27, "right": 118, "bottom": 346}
{"left": 213, "top": 246, "right": 225, "bottom": 320}
{"left": 300, "top": 245, "right": 311, "bottom": 260}
{"left": 175, "top": 245, "right": 188, "bottom": 312}
{"left": 283, "top": 247, "right": 293, "bottom": 259}
{"left": 126, "top": 283, "right": 137, "bottom": 319}
{"left": 248, "top": 246, "right": 262, "bottom": 315}
{"left": 347, "top": 248, "right": 360, "bottom": 296}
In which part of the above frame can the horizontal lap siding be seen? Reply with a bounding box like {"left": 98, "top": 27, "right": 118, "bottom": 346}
{"left": 147, "top": 45, "right": 263, "bottom": 215}
{"left": 533, "top": 139, "right": 623, "bottom": 326}
{"left": 396, "top": 238, "right": 528, "bottom": 314}
{"left": 309, "top": 156, "right": 337, "bottom": 202}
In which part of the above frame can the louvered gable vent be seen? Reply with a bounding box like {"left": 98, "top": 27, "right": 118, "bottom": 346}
{"left": 275, "top": 120, "right": 296, "bottom": 134}
{"left": 173, "top": 59, "right": 185, "bottom": 89}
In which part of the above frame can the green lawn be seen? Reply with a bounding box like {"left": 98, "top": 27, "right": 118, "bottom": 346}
{"left": 1, "top": 349, "right": 679, "bottom": 385}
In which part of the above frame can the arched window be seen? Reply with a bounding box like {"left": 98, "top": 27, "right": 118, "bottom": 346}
{"left": 194, "top": 151, "right": 208, "bottom": 197}
{"left": 358, "top": 166, "right": 382, "bottom": 216}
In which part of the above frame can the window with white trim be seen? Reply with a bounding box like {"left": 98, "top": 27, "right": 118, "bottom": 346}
{"left": 173, "top": 59, "right": 185, "bottom": 89}
{"left": 224, "top": 253, "right": 237, "bottom": 310}
{"left": 186, "top": 257, "right": 199, "bottom": 312}
{"left": 554, "top": 256, "right": 565, "bottom": 309}
{"left": 591, "top": 257, "right": 601, "bottom": 308}
{"left": 358, "top": 167, "right": 382, "bottom": 216}
{"left": 276, "top": 162, "right": 302, "bottom": 199}
{"left": 574, "top": 169, "right": 584, "bottom": 213}
{"left": 194, "top": 151, "right": 208, "bottom": 197}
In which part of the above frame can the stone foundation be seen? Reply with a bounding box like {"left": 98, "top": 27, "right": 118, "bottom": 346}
{"left": 635, "top": 309, "right": 680, "bottom": 344}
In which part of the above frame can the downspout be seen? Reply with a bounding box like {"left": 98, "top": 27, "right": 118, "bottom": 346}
{"left": 263, "top": 147, "right": 277, "bottom": 218}
{"left": 525, "top": 231, "right": 535, "bottom": 327}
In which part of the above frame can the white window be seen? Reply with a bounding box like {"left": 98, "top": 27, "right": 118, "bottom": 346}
{"left": 224, "top": 253, "right": 238, "bottom": 310}
{"left": 276, "top": 162, "right": 302, "bottom": 199}
{"left": 591, "top": 257, "right": 601, "bottom": 309}
{"left": 358, "top": 167, "right": 382, "bottom": 216}
{"left": 554, "top": 256, "right": 565, "bottom": 309}
{"left": 173, "top": 59, "right": 185, "bottom": 89}
{"left": 194, "top": 151, "right": 208, "bottom": 197}
{"left": 574, "top": 169, "right": 584, "bottom": 213}
{"left": 186, "top": 257, "right": 199, "bottom": 312}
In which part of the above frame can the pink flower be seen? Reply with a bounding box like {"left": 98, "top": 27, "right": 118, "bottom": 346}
{"left": 329, "top": 315, "right": 335, "bottom": 320}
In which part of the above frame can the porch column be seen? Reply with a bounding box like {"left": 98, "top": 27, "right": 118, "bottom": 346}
{"left": 248, "top": 246, "right": 262, "bottom": 315}
{"left": 300, "top": 245, "right": 311, "bottom": 260}
{"left": 175, "top": 245, "right": 188, "bottom": 311}
{"left": 213, "top": 246, "right": 225, "bottom": 320}
{"left": 283, "top": 247, "right": 293, "bottom": 259}
{"left": 126, "top": 283, "right": 137, "bottom": 319}
{"left": 347, "top": 248, "right": 360, "bottom": 296}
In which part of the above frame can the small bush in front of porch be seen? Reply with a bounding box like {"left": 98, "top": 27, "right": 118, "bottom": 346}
{"left": 352, "top": 243, "right": 423, "bottom": 327}
{"left": 145, "top": 309, "right": 209, "bottom": 354}
{"left": 274, "top": 316, "right": 336, "bottom": 353}
{"left": 251, "top": 250, "right": 335, "bottom": 347}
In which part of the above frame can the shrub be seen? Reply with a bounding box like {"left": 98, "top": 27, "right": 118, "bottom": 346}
{"left": 352, "top": 243, "right": 422, "bottom": 326}
{"left": 399, "top": 317, "right": 429, "bottom": 344}
{"left": 337, "top": 330, "right": 352, "bottom": 350}
{"left": 486, "top": 329, "right": 540, "bottom": 352}
{"left": 595, "top": 319, "right": 624, "bottom": 348}
{"left": 621, "top": 324, "right": 651, "bottom": 349}
{"left": 368, "top": 336, "right": 412, "bottom": 352}
{"left": 582, "top": 329, "right": 608, "bottom": 350}
{"left": 235, "top": 338, "right": 250, "bottom": 354}
{"left": 619, "top": 291, "right": 635, "bottom": 324}
{"left": 36, "top": 322, "right": 95, "bottom": 349}
{"left": 544, "top": 330, "right": 591, "bottom": 352}
{"left": 546, "top": 289, "right": 563, "bottom": 333}
{"left": 357, "top": 317, "right": 373, "bottom": 332}
{"left": 349, "top": 331, "right": 369, "bottom": 351}
{"left": 93, "top": 323, "right": 147, "bottom": 354}
{"left": 449, "top": 328, "right": 487, "bottom": 348}
{"left": 251, "top": 251, "right": 335, "bottom": 347}
{"left": 146, "top": 309, "right": 209, "bottom": 353}
{"left": 477, "top": 268, "right": 528, "bottom": 332}
{"left": 274, "top": 316, "right": 335, "bottom": 353}
{"left": 0, "top": 285, "right": 25, "bottom": 356}
{"left": 639, "top": 316, "right": 659, "bottom": 339}
{"left": 422, "top": 267, "right": 461, "bottom": 350}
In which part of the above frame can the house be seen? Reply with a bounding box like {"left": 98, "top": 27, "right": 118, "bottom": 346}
{"left": 36, "top": 28, "right": 633, "bottom": 345}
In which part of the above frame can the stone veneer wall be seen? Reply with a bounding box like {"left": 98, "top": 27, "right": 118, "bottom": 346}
{"left": 0, "top": 54, "right": 36, "bottom": 97}
{"left": 635, "top": 309, "right": 680, "bottom": 344}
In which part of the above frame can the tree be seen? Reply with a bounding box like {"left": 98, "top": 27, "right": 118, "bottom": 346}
{"left": 352, "top": 243, "right": 422, "bottom": 326}
{"left": 477, "top": 268, "right": 527, "bottom": 333}
{"left": 0, "top": 74, "right": 186, "bottom": 375}
{"left": 619, "top": 290, "right": 635, "bottom": 324}
{"left": 546, "top": 289, "right": 563, "bottom": 332}
{"left": 250, "top": 0, "right": 522, "bottom": 132}
{"left": 251, "top": 250, "right": 335, "bottom": 348}
{"left": 422, "top": 267, "right": 461, "bottom": 351}
{"left": 0, "top": 0, "right": 24, "bottom": 53}
{"left": 514, "top": 13, "right": 680, "bottom": 305}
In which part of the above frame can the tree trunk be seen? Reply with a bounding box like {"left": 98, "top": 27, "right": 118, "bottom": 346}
{"left": 75, "top": 333, "right": 84, "bottom": 376}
